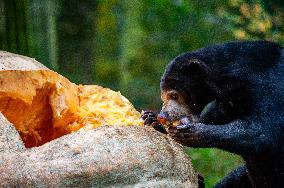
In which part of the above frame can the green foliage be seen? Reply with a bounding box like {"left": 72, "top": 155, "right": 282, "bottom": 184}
{"left": 0, "top": 0, "right": 283, "bottom": 186}
{"left": 218, "top": 0, "right": 284, "bottom": 44}
{"left": 186, "top": 148, "right": 243, "bottom": 187}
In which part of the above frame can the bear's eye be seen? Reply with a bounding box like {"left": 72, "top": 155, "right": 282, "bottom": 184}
{"left": 168, "top": 91, "right": 179, "bottom": 100}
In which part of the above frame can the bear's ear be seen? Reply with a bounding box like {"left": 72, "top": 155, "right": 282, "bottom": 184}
{"left": 181, "top": 59, "right": 209, "bottom": 76}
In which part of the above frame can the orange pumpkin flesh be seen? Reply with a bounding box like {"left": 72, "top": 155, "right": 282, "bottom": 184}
{"left": 0, "top": 70, "right": 143, "bottom": 147}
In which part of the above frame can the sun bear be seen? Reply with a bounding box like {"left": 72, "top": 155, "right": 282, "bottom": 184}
{"left": 142, "top": 41, "right": 284, "bottom": 188}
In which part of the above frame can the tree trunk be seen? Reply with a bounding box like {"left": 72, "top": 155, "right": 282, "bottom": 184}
{"left": 57, "top": 0, "right": 97, "bottom": 84}
{"left": 3, "top": 0, "right": 29, "bottom": 55}
{"left": 26, "top": 0, "right": 58, "bottom": 70}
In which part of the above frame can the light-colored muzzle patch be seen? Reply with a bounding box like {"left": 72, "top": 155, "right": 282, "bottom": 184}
{"left": 160, "top": 90, "right": 198, "bottom": 122}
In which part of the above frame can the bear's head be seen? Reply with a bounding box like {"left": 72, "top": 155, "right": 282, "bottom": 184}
{"left": 160, "top": 55, "right": 217, "bottom": 122}
{"left": 159, "top": 52, "right": 252, "bottom": 125}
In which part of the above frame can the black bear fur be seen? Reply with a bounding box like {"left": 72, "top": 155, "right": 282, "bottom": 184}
{"left": 155, "top": 41, "right": 284, "bottom": 188}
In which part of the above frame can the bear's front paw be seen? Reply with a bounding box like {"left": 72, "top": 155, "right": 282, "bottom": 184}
{"left": 168, "top": 118, "right": 200, "bottom": 146}
{"left": 141, "top": 111, "right": 168, "bottom": 134}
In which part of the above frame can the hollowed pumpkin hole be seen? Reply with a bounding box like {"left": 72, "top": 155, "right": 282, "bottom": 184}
{"left": 0, "top": 70, "right": 143, "bottom": 148}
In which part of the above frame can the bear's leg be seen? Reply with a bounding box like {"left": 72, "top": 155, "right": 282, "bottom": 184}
{"left": 214, "top": 165, "right": 252, "bottom": 188}
{"left": 168, "top": 119, "right": 262, "bottom": 155}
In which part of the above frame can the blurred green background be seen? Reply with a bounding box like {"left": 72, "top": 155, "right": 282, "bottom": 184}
{"left": 0, "top": 0, "right": 283, "bottom": 187}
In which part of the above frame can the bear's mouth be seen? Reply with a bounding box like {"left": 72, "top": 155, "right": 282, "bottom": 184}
{"left": 158, "top": 111, "right": 200, "bottom": 128}
{"left": 159, "top": 100, "right": 216, "bottom": 127}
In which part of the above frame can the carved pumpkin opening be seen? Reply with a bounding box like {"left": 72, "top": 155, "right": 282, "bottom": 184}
{"left": 0, "top": 70, "right": 143, "bottom": 148}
